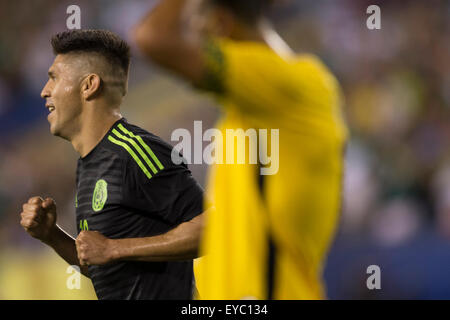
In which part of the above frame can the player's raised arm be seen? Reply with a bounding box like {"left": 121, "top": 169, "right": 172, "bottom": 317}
{"left": 20, "top": 196, "right": 90, "bottom": 277}
{"left": 133, "top": 0, "right": 206, "bottom": 85}
{"left": 133, "top": 0, "right": 303, "bottom": 118}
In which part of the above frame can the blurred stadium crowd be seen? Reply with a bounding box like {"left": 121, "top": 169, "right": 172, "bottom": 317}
{"left": 0, "top": 0, "right": 449, "bottom": 299}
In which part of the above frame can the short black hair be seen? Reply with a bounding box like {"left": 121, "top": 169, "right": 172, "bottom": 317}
{"left": 51, "top": 29, "right": 131, "bottom": 75}
{"left": 211, "top": 0, "right": 271, "bottom": 24}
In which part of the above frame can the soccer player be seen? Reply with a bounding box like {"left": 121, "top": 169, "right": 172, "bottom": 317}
{"left": 133, "top": 0, "right": 348, "bottom": 299}
{"left": 19, "top": 29, "right": 205, "bottom": 300}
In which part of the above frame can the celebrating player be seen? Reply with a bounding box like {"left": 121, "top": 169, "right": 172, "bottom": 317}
{"left": 20, "top": 29, "right": 205, "bottom": 300}
{"left": 133, "top": 0, "right": 348, "bottom": 299}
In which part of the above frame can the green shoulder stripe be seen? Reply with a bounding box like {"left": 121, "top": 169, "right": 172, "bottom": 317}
{"left": 111, "top": 128, "right": 158, "bottom": 175}
{"left": 107, "top": 135, "right": 152, "bottom": 179}
{"left": 117, "top": 123, "right": 164, "bottom": 170}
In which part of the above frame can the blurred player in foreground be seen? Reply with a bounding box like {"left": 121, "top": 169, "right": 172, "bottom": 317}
{"left": 20, "top": 29, "right": 205, "bottom": 299}
{"left": 134, "top": 0, "right": 348, "bottom": 299}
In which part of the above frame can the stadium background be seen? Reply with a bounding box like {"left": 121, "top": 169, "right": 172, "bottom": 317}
{"left": 0, "top": 0, "right": 449, "bottom": 299}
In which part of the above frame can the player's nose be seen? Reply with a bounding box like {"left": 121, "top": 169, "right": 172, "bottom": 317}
{"left": 40, "top": 81, "right": 51, "bottom": 99}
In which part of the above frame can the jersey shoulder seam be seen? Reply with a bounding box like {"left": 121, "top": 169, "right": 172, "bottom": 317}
{"left": 105, "top": 123, "right": 166, "bottom": 180}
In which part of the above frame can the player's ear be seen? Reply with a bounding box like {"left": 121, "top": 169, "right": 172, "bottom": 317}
{"left": 81, "top": 73, "right": 102, "bottom": 101}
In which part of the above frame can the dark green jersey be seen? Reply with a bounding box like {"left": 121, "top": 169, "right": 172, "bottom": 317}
{"left": 75, "top": 118, "right": 203, "bottom": 300}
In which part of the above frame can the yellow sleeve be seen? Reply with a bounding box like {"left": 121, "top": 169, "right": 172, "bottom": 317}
{"left": 199, "top": 38, "right": 315, "bottom": 117}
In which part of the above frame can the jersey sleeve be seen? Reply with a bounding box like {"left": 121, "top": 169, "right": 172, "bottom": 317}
{"left": 121, "top": 138, "right": 204, "bottom": 226}
{"left": 199, "top": 39, "right": 338, "bottom": 121}
{"left": 198, "top": 38, "right": 308, "bottom": 118}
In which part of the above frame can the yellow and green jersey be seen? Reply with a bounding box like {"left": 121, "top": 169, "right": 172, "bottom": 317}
{"left": 194, "top": 38, "right": 348, "bottom": 299}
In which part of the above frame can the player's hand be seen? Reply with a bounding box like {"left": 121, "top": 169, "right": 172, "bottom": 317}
{"left": 75, "top": 231, "right": 115, "bottom": 266}
{"left": 20, "top": 196, "right": 57, "bottom": 243}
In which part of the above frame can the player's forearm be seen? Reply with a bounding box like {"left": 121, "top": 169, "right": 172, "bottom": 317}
{"left": 111, "top": 213, "right": 204, "bottom": 262}
{"left": 133, "top": 0, "right": 205, "bottom": 84}
{"left": 134, "top": 0, "right": 195, "bottom": 63}
{"left": 44, "top": 225, "right": 90, "bottom": 277}
{"left": 134, "top": 0, "right": 186, "bottom": 42}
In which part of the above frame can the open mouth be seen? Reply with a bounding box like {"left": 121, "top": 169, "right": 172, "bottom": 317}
{"left": 46, "top": 104, "right": 55, "bottom": 113}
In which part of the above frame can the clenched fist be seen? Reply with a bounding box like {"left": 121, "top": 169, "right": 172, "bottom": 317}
{"left": 75, "top": 231, "right": 116, "bottom": 266}
{"left": 20, "top": 196, "right": 57, "bottom": 243}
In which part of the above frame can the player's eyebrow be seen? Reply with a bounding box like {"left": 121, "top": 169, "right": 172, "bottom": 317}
{"left": 48, "top": 70, "right": 55, "bottom": 78}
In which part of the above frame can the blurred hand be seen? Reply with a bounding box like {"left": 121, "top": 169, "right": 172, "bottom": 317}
{"left": 20, "top": 196, "right": 57, "bottom": 243}
{"left": 75, "top": 231, "right": 115, "bottom": 266}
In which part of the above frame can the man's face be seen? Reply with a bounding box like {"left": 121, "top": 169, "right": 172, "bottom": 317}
{"left": 40, "top": 54, "right": 83, "bottom": 139}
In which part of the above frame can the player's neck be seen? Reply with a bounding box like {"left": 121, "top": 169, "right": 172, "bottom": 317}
{"left": 231, "top": 28, "right": 264, "bottom": 43}
{"left": 71, "top": 107, "right": 122, "bottom": 158}
{"left": 231, "top": 19, "right": 295, "bottom": 58}
{"left": 259, "top": 19, "right": 295, "bottom": 58}
{"left": 230, "top": 20, "right": 265, "bottom": 43}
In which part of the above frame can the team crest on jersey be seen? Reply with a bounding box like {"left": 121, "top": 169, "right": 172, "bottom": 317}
{"left": 92, "top": 179, "right": 108, "bottom": 212}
